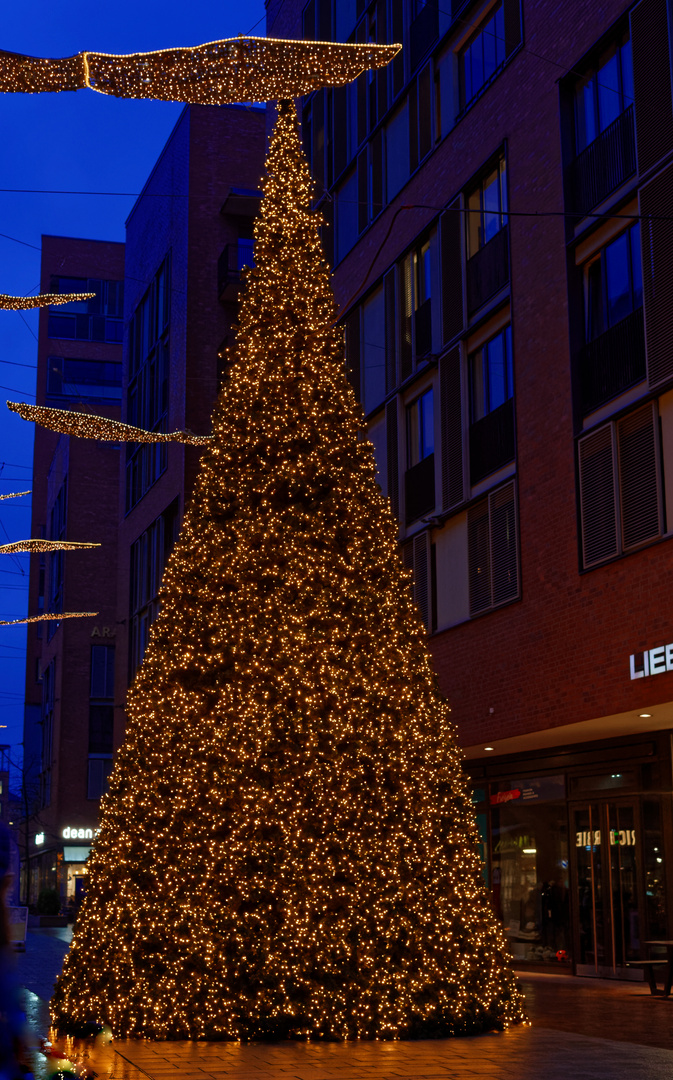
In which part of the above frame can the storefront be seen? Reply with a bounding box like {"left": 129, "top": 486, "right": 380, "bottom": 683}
{"left": 27, "top": 823, "right": 96, "bottom": 906}
{"left": 468, "top": 731, "right": 673, "bottom": 977}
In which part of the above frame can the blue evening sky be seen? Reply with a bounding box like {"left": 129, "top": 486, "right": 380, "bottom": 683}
{"left": 0, "top": 1, "right": 266, "bottom": 771}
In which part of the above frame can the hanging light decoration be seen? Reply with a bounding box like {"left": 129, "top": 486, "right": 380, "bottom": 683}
{"left": 0, "top": 491, "right": 30, "bottom": 500}
{"left": 0, "top": 539, "right": 100, "bottom": 554}
{"left": 7, "top": 402, "right": 212, "bottom": 445}
{"left": 0, "top": 292, "right": 95, "bottom": 310}
{"left": 0, "top": 36, "right": 400, "bottom": 105}
{"left": 0, "top": 611, "right": 97, "bottom": 626}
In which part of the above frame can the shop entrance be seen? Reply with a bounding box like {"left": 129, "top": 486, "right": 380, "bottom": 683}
{"left": 573, "top": 801, "right": 643, "bottom": 977}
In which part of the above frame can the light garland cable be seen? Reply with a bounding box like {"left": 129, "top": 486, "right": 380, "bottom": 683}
{"left": 0, "top": 611, "right": 97, "bottom": 626}
{"left": 0, "top": 491, "right": 30, "bottom": 500}
{"left": 0, "top": 292, "right": 95, "bottom": 310}
{"left": 0, "top": 37, "right": 400, "bottom": 104}
{"left": 0, "top": 539, "right": 100, "bottom": 554}
{"left": 7, "top": 402, "right": 212, "bottom": 445}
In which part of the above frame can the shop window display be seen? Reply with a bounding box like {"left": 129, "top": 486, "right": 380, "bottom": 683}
{"left": 490, "top": 775, "right": 571, "bottom": 966}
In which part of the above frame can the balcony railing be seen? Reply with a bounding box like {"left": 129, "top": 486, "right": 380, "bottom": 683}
{"left": 469, "top": 397, "right": 515, "bottom": 485}
{"left": 409, "top": 3, "right": 439, "bottom": 72}
{"left": 405, "top": 453, "right": 435, "bottom": 523}
{"left": 466, "top": 225, "right": 510, "bottom": 315}
{"left": 414, "top": 297, "right": 432, "bottom": 358}
{"left": 577, "top": 306, "right": 646, "bottom": 415}
{"left": 566, "top": 105, "right": 636, "bottom": 217}
{"left": 218, "top": 239, "right": 255, "bottom": 301}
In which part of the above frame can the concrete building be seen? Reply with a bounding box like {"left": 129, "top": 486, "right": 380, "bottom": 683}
{"left": 23, "top": 235, "right": 124, "bottom": 906}
{"left": 269, "top": 0, "right": 673, "bottom": 977}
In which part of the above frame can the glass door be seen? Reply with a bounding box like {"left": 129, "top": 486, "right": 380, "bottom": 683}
{"left": 572, "top": 800, "right": 642, "bottom": 977}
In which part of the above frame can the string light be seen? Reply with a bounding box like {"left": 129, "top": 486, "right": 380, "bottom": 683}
{"left": 0, "top": 37, "right": 400, "bottom": 105}
{"left": 51, "top": 100, "right": 525, "bottom": 1042}
{"left": 7, "top": 402, "right": 212, "bottom": 445}
{"left": 0, "top": 491, "right": 30, "bottom": 500}
{"left": 0, "top": 611, "right": 97, "bottom": 626}
{"left": 0, "top": 292, "right": 95, "bottom": 310}
{"left": 0, "top": 539, "right": 100, "bottom": 554}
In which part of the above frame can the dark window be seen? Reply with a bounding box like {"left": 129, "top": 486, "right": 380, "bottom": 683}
{"left": 90, "top": 644, "right": 115, "bottom": 699}
{"left": 40, "top": 660, "right": 55, "bottom": 808}
{"left": 48, "top": 276, "right": 124, "bottom": 342}
{"left": 386, "top": 98, "right": 410, "bottom": 201}
{"left": 47, "top": 357, "right": 122, "bottom": 401}
{"left": 87, "top": 757, "right": 113, "bottom": 800}
{"left": 575, "top": 35, "right": 633, "bottom": 154}
{"left": 88, "top": 706, "right": 114, "bottom": 755}
{"left": 129, "top": 500, "right": 180, "bottom": 678}
{"left": 461, "top": 3, "right": 506, "bottom": 111}
{"left": 335, "top": 168, "right": 358, "bottom": 262}
{"left": 578, "top": 402, "right": 663, "bottom": 569}
{"left": 126, "top": 255, "right": 170, "bottom": 512}
{"left": 362, "top": 284, "right": 386, "bottom": 414}
{"left": 407, "top": 388, "right": 434, "bottom": 466}
{"left": 586, "top": 223, "right": 642, "bottom": 340}
{"left": 469, "top": 325, "right": 513, "bottom": 422}
{"left": 467, "top": 157, "right": 508, "bottom": 258}
{"left": 47, "top": 477, "right": 67, "bottom": 626}
{"left": 468, "top": 481, "right": 519, "bottom": 615}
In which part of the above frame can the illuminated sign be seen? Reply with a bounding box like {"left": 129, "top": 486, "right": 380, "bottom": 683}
{"left": 575, "top": 829, "right": 636, "bottom": 847}
{"left": 62, "top": 826, "right": 94, "bottom": 840}
{"left": 630, "top": 643, "right": 673, "bottom": 680}
{"left": 34, "top": 832, "right": 45, "bottom": 845}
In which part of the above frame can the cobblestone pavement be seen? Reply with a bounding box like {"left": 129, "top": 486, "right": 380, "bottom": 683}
{"left": 15, "top": 932, "right": 673, "bottom": 1080}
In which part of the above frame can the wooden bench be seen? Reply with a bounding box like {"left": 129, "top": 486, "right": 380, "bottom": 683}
{"left": 625, "top": 959, "right": 670, "bottom": 995}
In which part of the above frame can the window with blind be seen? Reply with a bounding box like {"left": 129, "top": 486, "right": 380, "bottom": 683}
{"left": 402, "top": 531, "right": 431, "bottom": 630}
{"left": 578, "top": 402, "right": 663, "bottom": 569}
{"left": 467, "top": 481, "right": 519, "bottom": 615}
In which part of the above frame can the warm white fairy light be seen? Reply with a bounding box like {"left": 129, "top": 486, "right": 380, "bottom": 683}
{"left": 0, "top": 491, "right": 30, "bottom": 500}
{"left": 0, "top": 292, "right": 94, "bottom": 310}
{"left": 7, "top": 402, "right": 212, "bottom": 445}
{"left": 51, "top": 100, "right": 525, "bottom": 1044}
{"left": 0, "top": 611, "right": 97, "bottom": 626}
{"left": 0, "top": 37, "right": 400, "bottom": 105}
{"left": 0, "top": 539, "right": 100, "bottom": 554}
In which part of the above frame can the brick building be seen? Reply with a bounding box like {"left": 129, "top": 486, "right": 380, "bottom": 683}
{"left": 269, "top": 0, "right": 673, "bottom": 977}
{"left": 23, "top": 235, "right": 124, "bottom": 906}
{"left": 113, "top": 103, "right": 266, "bottom": 747}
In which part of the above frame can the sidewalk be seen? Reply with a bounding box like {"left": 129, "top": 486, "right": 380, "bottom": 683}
{"left": 16, "top": 933, "right": 673, "bottom": 1080}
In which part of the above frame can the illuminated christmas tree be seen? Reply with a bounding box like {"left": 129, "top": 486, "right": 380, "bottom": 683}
{"left": 51, "top": 101, "right": 524, "bottom": 1041}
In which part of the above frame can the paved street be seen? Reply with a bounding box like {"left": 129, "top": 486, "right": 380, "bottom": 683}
{"left": 14, "top": 931, "right": 673, "bottom": 1080}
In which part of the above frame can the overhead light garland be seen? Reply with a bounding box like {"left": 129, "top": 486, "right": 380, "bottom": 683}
{"left": 0, "top": 611, "right": 97, "bottom": 626}
{"left": 7, "top": 402, "right": 212, "bottom": 445}
{"left": 0, "top": 292, "right": 95, "bottom": 310}
{"left": 0, "top": 490, "right": 30, "bottom": 500}
{"left": 0, "top": 539, "right": 100, "bottom": 554}
{"left": 0, "top": 36, "right": 399, "bottom": 105}
{"left": 52, "top": 100, "right": 524, "bottom": 1044}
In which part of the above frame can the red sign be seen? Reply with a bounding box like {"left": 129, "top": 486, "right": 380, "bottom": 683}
{"left": 490, "top": 788, "right": 521, "bottom": 806}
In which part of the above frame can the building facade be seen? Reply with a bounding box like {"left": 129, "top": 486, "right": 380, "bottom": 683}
{"left": 22, "top": 235, "right": 124, "bottom": 906}
{"left": 113, "top": 103, "right": 266, "bottom": 745}
{"left": 268, "top": 0, "right": 673, "bottom": 977}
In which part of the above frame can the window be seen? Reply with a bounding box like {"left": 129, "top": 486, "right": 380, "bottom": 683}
{"left": 461, "top": 3, "right": 506, "bottom": 110}
{"left": 91, "top": 645, "right": 115, "bottom": 699}
{"left": 40, "top": 660, "right": 55, "bottom": 808}
{"left": 87, "top": 758, "right": 113, "bottom": 801}
{"left": 335, "top": 168, "right": 358, "bottom": 262}
{"left": 47, "top": 357, "right": 122, "bottom": 401}
{"left": 129, "top": 500, "right": 180, "bottom": 678}
{"left": 47, "top": 477, "right": 67, "bottom": 622}
{"left": 575, "top": 35, "right": 633, "bottom": 153}
{"left": 48, "top": 277, "right": 124, "bottom": 343}
{"left": 363, "top": 285, "right": 386, "bottom": 414}
{"left": 578, "top": 403, "right": 663, "bottom": 569}
{"left": 407, "top": 388, "right": 434, "bottom": 466}
{"left": 467, "top": 157, "right": 508, "bottom": 258}
{"left": 467, "top": 481, "right": 519, "bottom": 615}
{"left": 469, "top": 325, "right": 513, "bottom": 422}
{"left": 585, "top": 223, "right": 642, "bottom": 340}
{"left": 385, "top": 99, "right": 410, "bottom": 201}
{"left": 126, "top": 255, "right": 170, "bottom": 511}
